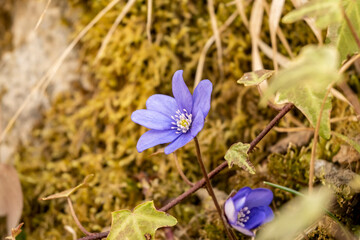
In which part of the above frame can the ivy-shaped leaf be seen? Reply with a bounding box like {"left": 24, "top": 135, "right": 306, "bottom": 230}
{"left": 224, "top": 142, "right": 255, "bottom": 174}
{"left": 337, "top": 0, "right": 360, "bottom": 62}
{"left": 107, "top": 201, "right": 177, "bottom": 240}
{"left": 237, "top": 70, "right": 274, "bottom": 86}
{"left": 282, "top": 0, "right": 341, "bottom": 29}
{"left": 263, "top": 46, "right": 340, "bottom": 139}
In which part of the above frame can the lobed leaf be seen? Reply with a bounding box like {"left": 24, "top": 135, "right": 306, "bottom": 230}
{"left": 5, "top": 222, "right": 24, "bottom": 240}
{"left": 282, "top": 0, "right": 341, "bottom": 29}
{"left": 107, "top": 201, "right": 177, "bottom": 240}
{"left": 262, "top": 46, "right": 340, "bottom": 139}
{"left": 224, "top": 142, "right": 255, "bottom": 174}
{"left": 237, "top": 70, "right": 274, "bottom": 86}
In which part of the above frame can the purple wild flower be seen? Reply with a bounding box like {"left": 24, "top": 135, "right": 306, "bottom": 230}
{"left": 224, "top": 187, "right": 274, "bottom": 236}
{"left": 131, "top": 70, "right": 212, "bottom": 154}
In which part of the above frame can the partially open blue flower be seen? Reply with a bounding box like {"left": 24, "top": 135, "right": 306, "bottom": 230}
{"left": 224, "top": 187, "right": 274, "bottom": 236}
{"left": 131, "top": 70, "right": 212, "bottom": 155}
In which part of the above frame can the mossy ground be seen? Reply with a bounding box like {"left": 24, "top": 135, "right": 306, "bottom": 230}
{"left": 14, "top": 0, "right": 360, "bottom": 239}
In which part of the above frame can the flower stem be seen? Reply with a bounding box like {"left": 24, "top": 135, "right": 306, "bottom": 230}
{"left": 173, "top": 153, "right": 194, "bottom": 187}
{"left": 67, "top": 197, "right": 93, "bottom": 236}
{"left": 193, "top": 137, "right": 235, "bottom": 240}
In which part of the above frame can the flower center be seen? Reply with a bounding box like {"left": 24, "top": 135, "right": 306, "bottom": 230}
{"left": 236, "top": 206, "right": 251, "bottom": 227}
{"left": 171, "top": 109, "right": 192, "bottom": 134}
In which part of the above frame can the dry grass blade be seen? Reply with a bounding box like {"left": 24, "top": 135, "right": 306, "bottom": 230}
{"left": 249, "top": 0, "right": 264, "bottom": 71}
{"left": 194, "top": 12, "right": 238, "bottom": 88}
{"left": 146, "top": 0, "right": 153, "bottom": 44}
{"left": 290, "top": 0, "right": 323, "bottom": 44}
{"left": 269, "top": 0, "right": 285, "bottom": 71}
{"left": 235, "top": 0, "right": 249, "bottom": 28}
{"left": 95, "top": 0, "right": 137, "bottom": 62}
{"left": 207, "top": 0, "right": 224, "bottom": 80}
{"left": 0, "top": 0, "right": 122, "bottom": 144}
{"left": 258, "top": 40, "right": 290, "bottom": 67}
{"left": 34, "top": 0, "right": 52, "bottom": 31}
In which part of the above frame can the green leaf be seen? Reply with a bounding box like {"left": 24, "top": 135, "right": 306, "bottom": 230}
{"left": 282, "top": 0, "right": 341, "bottom": 29}
{"left": 257, "top": 188, "right": 332, "bottom": 240}
{"left": 332, "top": 131, "right": 360, "bottom": 154}
{"left": 224, "top": 142, "right": 255, "bottom": 174}
{"left": 263, "top": 46, "right": 340, "bottom": 139}
{"left": 337, "top": 0, "right": 360, "bottom": 62}
{"left": 107, "top": 201, "right": 177, "bottom": 240}
{"left": 237, "top": 70, "right": 274, "bottom": 86}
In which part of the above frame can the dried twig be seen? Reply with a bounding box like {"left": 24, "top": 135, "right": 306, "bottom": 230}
{"left": 95, "top": 0, "right": 137, "bottom": 62}
{"left": 34, "top": 0, "right": 52, "bottom": 31}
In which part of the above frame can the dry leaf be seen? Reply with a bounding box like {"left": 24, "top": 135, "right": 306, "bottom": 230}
{"left": 0, "top": 163, "right": 23, "bottom": 235}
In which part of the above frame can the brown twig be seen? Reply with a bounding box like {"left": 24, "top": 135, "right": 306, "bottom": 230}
{"left": 173, "top": 153, "right": 194, "bottom": 187}
{"left": 193, "top": 137, "right": 235, "bottom": 240}
{"left": 67, "top": 197, "right": 93, "bottom": 236}
{"left": 76, "top": 103, "right": 294, "bottom": 240}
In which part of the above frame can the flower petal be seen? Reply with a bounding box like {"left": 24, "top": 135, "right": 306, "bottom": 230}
{"left": 136, "top": 129, "right": 180, "bottom": 153}
{"left": 192, "top": 79, "right": 213, "bottom": 118}
{"left": 190, "top": 110, "right": 204, "bottom": 137}
{"left": 224, "top": 198, "right": 237, "bottom": 224}
{"left": 230, "top": 224, "right": 255, "bottom": 237}
{"left": 146, "top": 94, "right": 178, "bottom": 117}
{"left": 172, "top": 70, "right": 193, "bottom": 113}
{"left": 244, "top": 188, "right": 273, "bottom": 209}
{"left": 131, "top": 109, "right": 173, "bottom": 130}
{"left": 164, "top": 132, "right": 193, "bottom": 154}
{"left": 244, "top": 207, "right": 266, "bottom": 230}
{"left": 262, "top": 206, "right": 274, "bottom": 224}
{"left": 232, "top": 187, "right": 252, "bottom": 211}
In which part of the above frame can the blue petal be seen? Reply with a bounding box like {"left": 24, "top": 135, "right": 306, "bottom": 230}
{"left": 190, "top": 110, "right": 204, "bottom": 137}
{"left": 244, "top": 188, "right": 273, "bottom": 209}
{"left": 230, "top": 224, "right": 255, "bottom": 237}
{"left": 244, "top": 207, "right": 266, "bottom": 230}
{"left": 172, "top": 70, "right": 193, "bottom": 113}
{"left": 232, "top": 187, "right": 252, "bottom": 211}
{"left": 136, "top": 129, "right": 180, "bottom": 152}
{"left": 146, "top": 94, "right": 178, "bottom": 117}
{"left": 164, "top": 132, "right": 194, "bottom": 154}
{"left": 131, "top": 110, "right": 173, "bottom": 130}
{"left": 224, "top": 198, "right": 237, "bottom": 225}
{"left": 262, "top": 206, "right": 274, "bottom": 224}
{"left": 192, "top": 80, "right": 213, "bottom": 118}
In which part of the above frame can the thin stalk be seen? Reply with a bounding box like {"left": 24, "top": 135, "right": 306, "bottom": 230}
{"left": 193, "top": 137, "right": 235, "bottom": 240}
{"left": 67, "top": 197, "right": 93, "bottom": 236}
{"left": 308, "top": 87, "right": 332, "bottom": 192}
{"left": 173, "top": 153, "right": 194, "bottom": 187}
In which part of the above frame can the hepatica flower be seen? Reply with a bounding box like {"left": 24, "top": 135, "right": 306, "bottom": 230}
{"left": 131, "top": 70, "right": 212, "bottom": 154}
{"left": 224, "top": 187, "right": 274, "bottom": 236}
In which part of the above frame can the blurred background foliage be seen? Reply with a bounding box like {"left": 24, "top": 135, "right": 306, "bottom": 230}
{"left": 9, "top": 0, "right": 360, "bottom": 239}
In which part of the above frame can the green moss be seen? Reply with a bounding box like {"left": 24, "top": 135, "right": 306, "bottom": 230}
{"left": 15, "top": 0, "right": 325, "bottom": 239}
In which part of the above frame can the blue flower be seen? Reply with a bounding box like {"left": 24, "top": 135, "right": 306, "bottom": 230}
{"left": 224, "top": 187, "right": 274, "bottom": 236}
{"left": 131, "top": 70, "right": 212, "bottom": 155}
